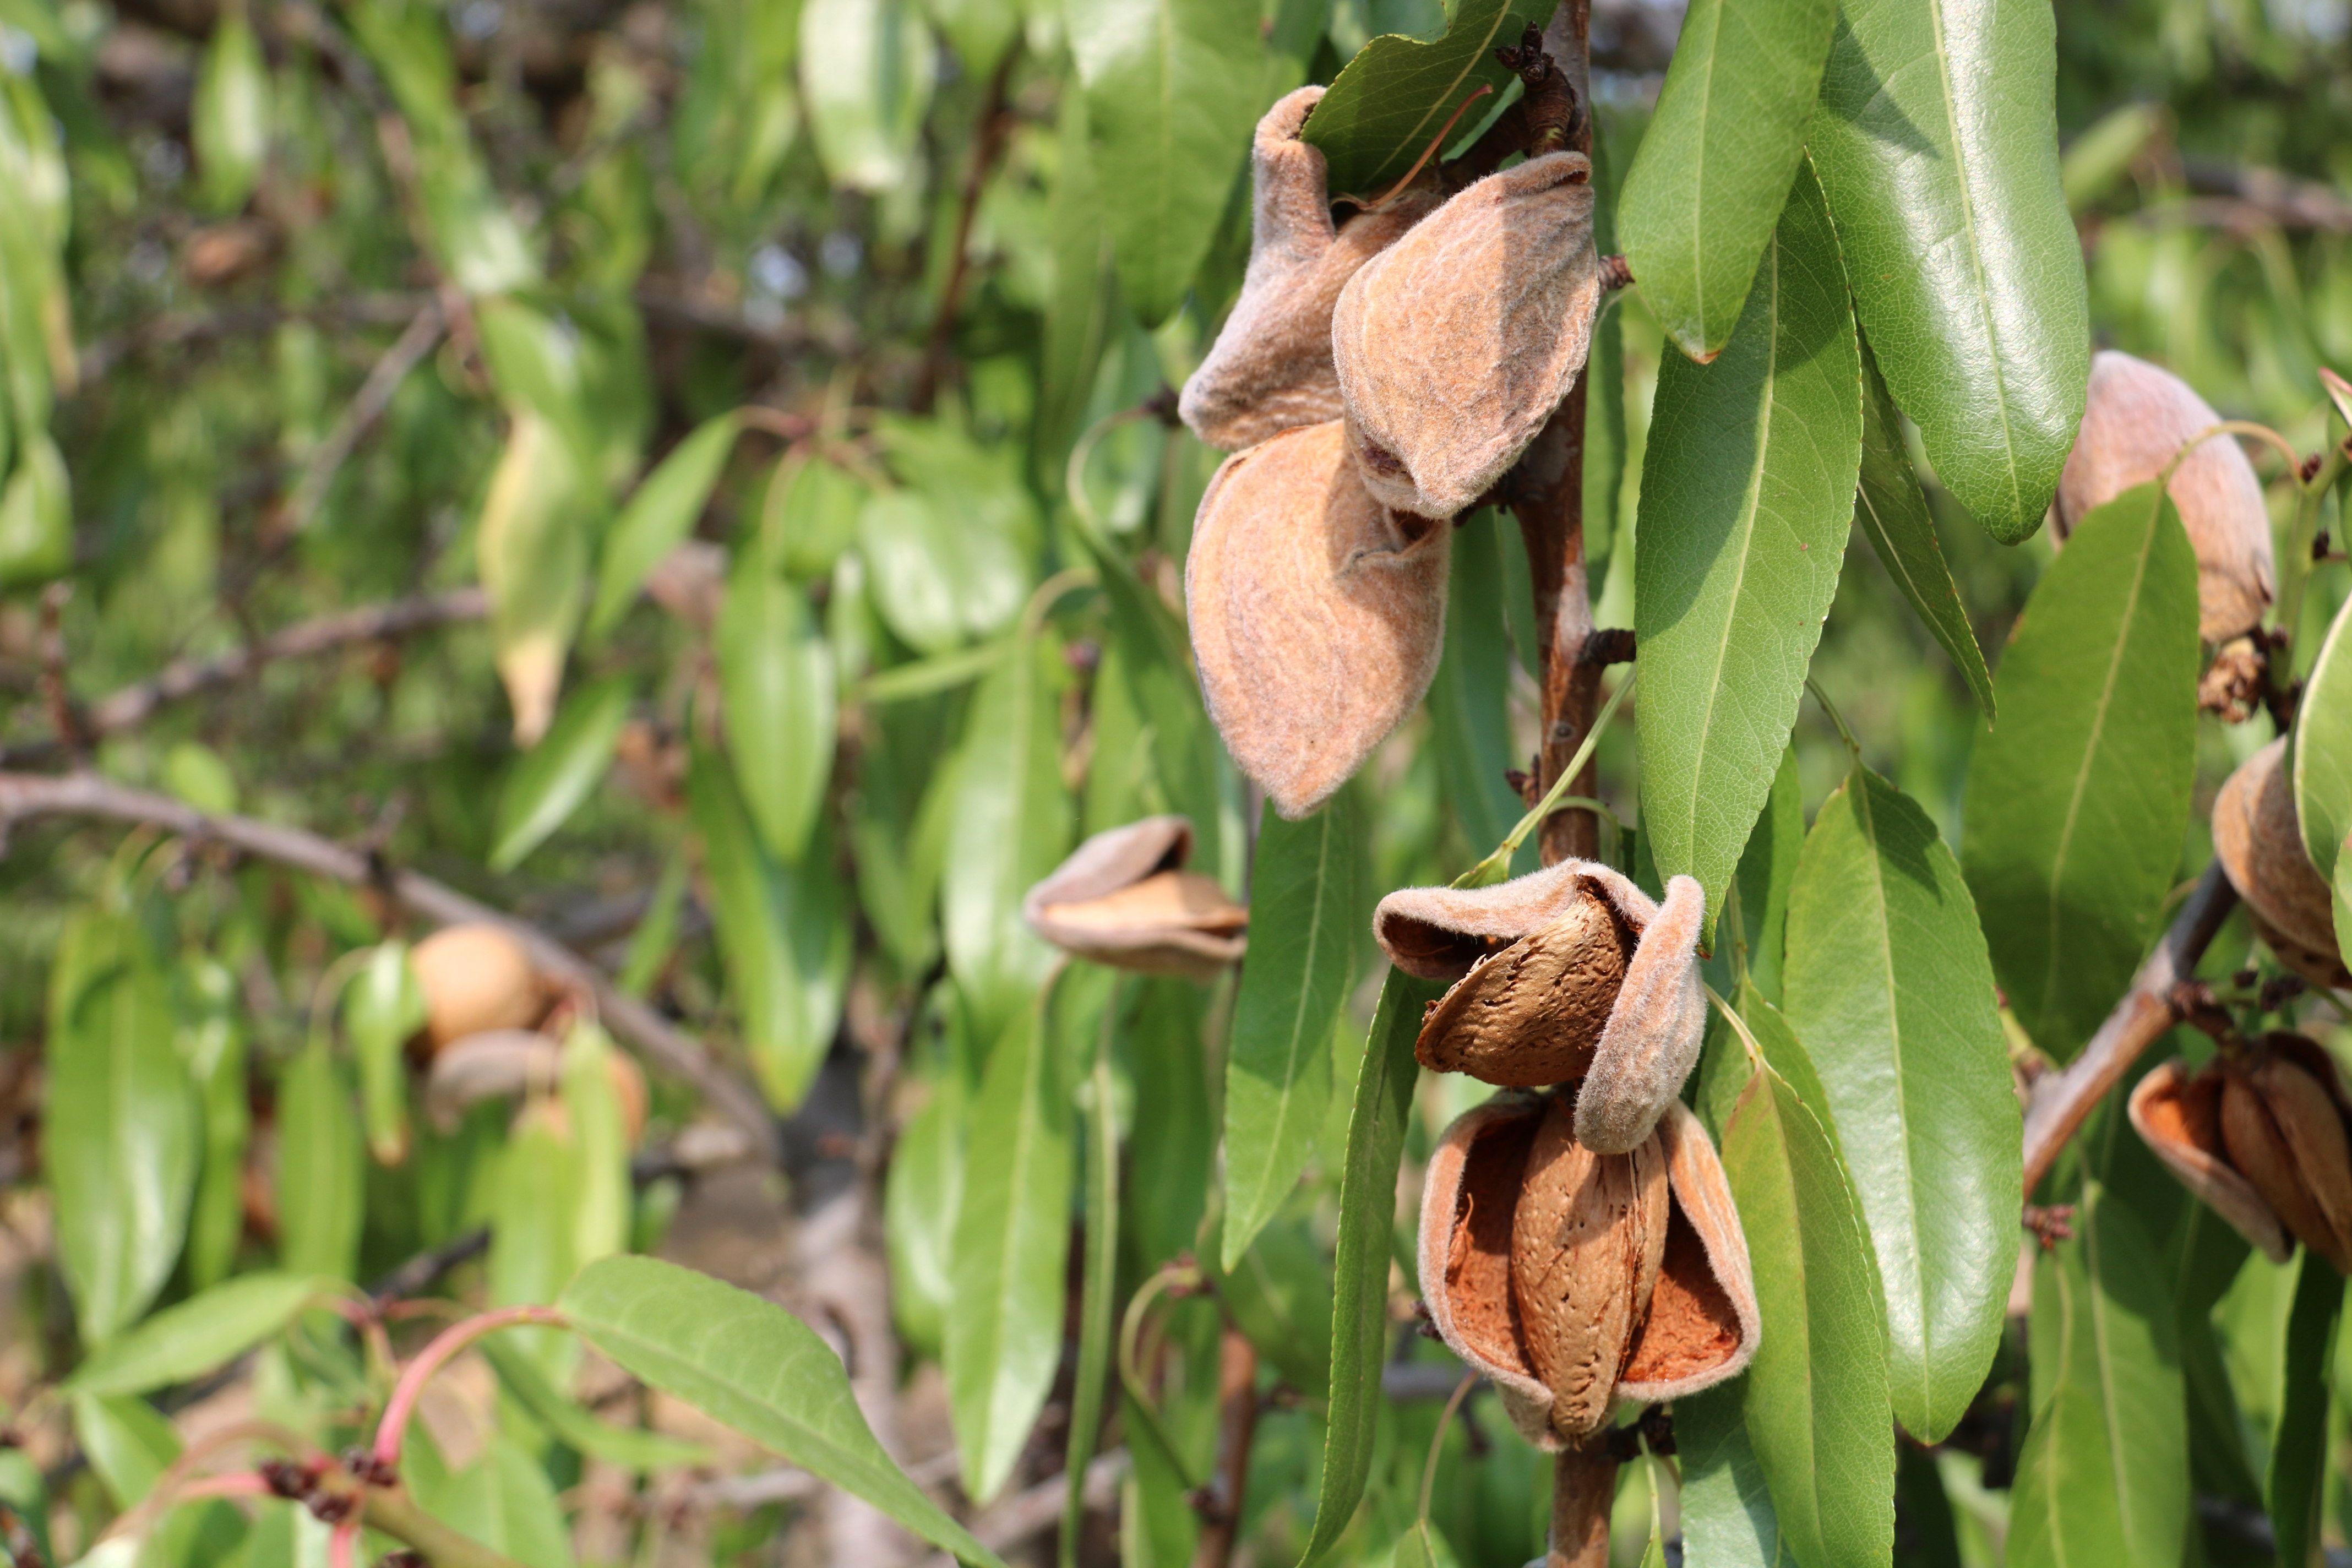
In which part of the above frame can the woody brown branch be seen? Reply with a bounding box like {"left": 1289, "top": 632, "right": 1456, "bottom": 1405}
{"left": 1189, "top": 1324, "right": 1261, "bottom": 1568}
{"left": 911, "top": 47, "right": 1021, "bottom": 414}
{"left": 0, "top": 770, "right": 780, "bottom": 1161}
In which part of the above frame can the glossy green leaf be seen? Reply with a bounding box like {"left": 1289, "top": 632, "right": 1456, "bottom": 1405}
{"left": 1854, "top": 338, "right": 1996, "bottom": 718}
{"left": 687, "top": 744, "right": 851, "bottom": 1110}
{"left": 1734, "top": 745, "right": 1805, "bottom": 1001}
{"left": 720, "top": 557, "right": 837, "bottom": 862}
{"left": 1297, "top": 0, "right": 1548, "bottom": 204}
{"left": 178, "top": 956, "right": 249, "bottom": 1292}
{"left": 1721, "top": 1055, "right": 1894, "bottom": 1568}
{"left": 1295, "top": 968, "right": 1448, "bottom": 1567}
{"left": 2335, "top": 833, "right": 2351, "bottom": 968}
{"left": 1784, "top": 765, "right": 2019, "bottom": 1441}
{"left": 1618, "top": 0, "right": 1834, "bottom": 359}
{"left": 2294, "top": 592, "right": 2352, "bottom": 881}
{"left": 2007, "top": 1183, "right": 2187, "bottom": 1568}
{"left": 945, "top": 1001, "right": 1075, "bottom": 1505}
{"left": 1807, "top": 0, "right": 2089, "bottom": 542}
{"left": 488, "top": 1102, "right": 587, "bottom": 1378}
{"left": 342, "top": 941, "right": 424, "bottom": 1166}
{"left": 490, "top": 675, "right": 634, "bottom": 872}
{"left": 1065, "top": 1036, "right": 1121, "bottom": 1562}
{"left": 68, "top": 1273, "right": 319, "bottom": 1397}
{"left": 47, "top": 916, "right": 200, "bottom": 1344}
{"left": 1636, "top": 160, "right": 1861, "bottom": 921}
{"left": 1961, "top": 482, "right": 2199, "bottom": 1057}
{"left": 798, "top": 0, "right": 935, "bottom": 191}
{"left": 2267, "top": 1250, "right": 2345, "bottom": 1568}
{"left": 193, "top": 13, "right": 269, "bottom": 214}
{"left": 857, "top": 486, "right": 1029, "bottom": 654}
{"left": 72, "top": 1390, "right": 178, "bottom": 1507}
{"left": 1222, "top": 794, "right": 1362, "bottom": 1270}
{"left": 941, "top": 636, "right": 1072, "bottom": 1042}
{"left": 883, "top": 1058, "right": 963, "bottom": 1360}
{"left": 480, "top": 1336, "right": 712, "bottom": 1472}
{"left": 1677, "top": 1383, "right": 1785, "bottom": 1568}
{"left": 276, "top": 1039, "right": 362, "bottom": 1283}
{"left": 477, "top": 409, "right": 593, "bottom": 746}
{"left": 1220, "top": 1214, "right": 1336, "bottom": 1401}
{"left": 0, "top": 432, "right": 71, "bottom": 589}
{"left": 1068, "top": 0, "right": 1275, "bottom": 323}
{"left": 1428, "top": 517, "right": 1529, "bottom": 861}
{"left": 587, "top": 412, "right": 742, "bottom": 639}
{"left": 404, "top": 1426, "right": 576, "bottom": 1568}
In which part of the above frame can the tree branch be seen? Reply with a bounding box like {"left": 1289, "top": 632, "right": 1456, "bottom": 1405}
{"left": 265, "top": 300, "right": 449, "bottom": 545}
{"left": 2019, "top": 861, "right": 2239, "bottom": 1197}
{"left": 910, "top": 47, "right": 1020, "bottom": 414}
{"left": 0, "top": 771, "right": 778, "bottom": 1160}
{"left": 1187, "top": 1325, "right": 1260, "bottom": 1568}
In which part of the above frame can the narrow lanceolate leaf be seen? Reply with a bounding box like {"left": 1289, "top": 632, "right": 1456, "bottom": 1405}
{"left": 1854, "top": 339, "right": 1995, "bottom": 719}
{"left": 687, "top": 745, "right": 851, "bottom": 1111}
{"left": 1676, "top": 1383, "right": 1785, "bottom": 1568}
{"left": 587, "top": 412, "right": 741, "bottom": 639}
{"left": 276, "top": 1041, "right": 363, "bottom": 1283}
{"left": 1618, "top": 0, "right": 1836, "bottom": 360}
{"left": 1784, "top": 765, "right": 2020, "bottom": 1442}
{"left": 69, "top": 1273, "right": 319, "bottom": 1396}
{"left": 945, "top": 1003, "right": 1075, "bottom": 1505}
{"left": 2268, "top": 1252, "right": 2346, "bottom": 1568}
{"left": 344, "top": 941, "right": 426, "bottom": 1164}
{"left": 2294, "top": 594, "right": 2352, "bottom": 881}
{"left": 941, "top": 636, "right": 1071, "bottom": 1043}
{"left": 1962, "top": 483, "right": 2198, "bottom": 1058}
{"left": 1807, "top": 0, "right": 2088, "bottom": 543}
{"left": 490, "top": 675, "right": 634, "bottom": 872}
{"left": 563, "top": 1256, "right": 1006, "bottom": 1566}
{"left": 1222, "top": 795, "right": 1362, "bottom": 1270}
{"left": 2336, "top": 835, "right": 2352, "bottom": 969}
{"left": 1722, "top": 1056, "right": 1894, "bottom": 1568}
{"left": 798, "top": 0, "right": 936, "bottom": 192}
{"left": 1066, "top": 0, "right": 1267, "bottom": 325}
{"left": 477, "top": 409, "right": 594, "bottom": 747}
{"left": 719, "top": 557, "right": 837, "bottom": 863}
{"left": 1297, "top": 969, "right": 1448, "bottom": 1567}
{"left": 1296, "top": 0, "right": 1545, "bottom": 204}
{"left": 2007, "top": 1184, "right": 2187, "bottom": 1568}
{"left": 47, "top": 917, "right": 199, "bottom": 1344}
{"left": 1427, "top": 519, "right": 1527, "bottom": 861}
{"left": 1637, "top": 161, "right": 1861, "bottom": 921}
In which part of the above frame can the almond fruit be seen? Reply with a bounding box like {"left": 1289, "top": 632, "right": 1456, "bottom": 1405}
{"left": 411, "top": 924, "right": 545, "bottom": 1051}
{"left": 1332, "top": 150, "right": 1602, "bottom": 520}
{"left": 2128, "top": 1059, "right": 2290, "bottom": 1262}
{"left": 2212, "top": 738, "right": 2350, "bottom": 989}
{"left": 1185, "top": 420, "right": 1449, "bottom": 819}
{"left": 1178, "top": 88, "right": 1437, "bottom": 453}
{"left": 2056, "top": 350, "right": 2276, "bottom": 645}
{"left": 1022, "top": 815, "right": 1246, "bottom": 981}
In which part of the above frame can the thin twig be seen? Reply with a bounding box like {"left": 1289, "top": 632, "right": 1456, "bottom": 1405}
{"left": 911, "top": 47, "right": 1021, "bottom": 413}
{"left": 1188, "top": 1324, "right": 1260, "bottom": 1568}
{"left": 74, "top": 296, "right": 431, "bottom": 384}
{"left": 266, "top": 300, "right": 448, "bottom": 546}
{"left": 0, "top": 771, "right": 780, "bottom": 1159}
{"left": 2019, "top": 861, "right": 2239, "bottom": 1196}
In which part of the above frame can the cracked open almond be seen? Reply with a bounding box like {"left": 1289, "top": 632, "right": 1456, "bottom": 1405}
{"left": 2128, "top": 1059, "right": 2290, "bottom": 1262}
{"left": 1332, "top": 150, "right": 1602, "bottom": 520}
{"left": 1374, "top": 860, "right": 1707, "bottom": 1152}
{"left": 1022, "top": 815, "right": 1246, "bottom": 981}
{"left": 1419, "top": 1091, "right": 1757, "bottom": 1449}
{"left": 1185, "top": 420, "right": 1450, "bottom": 819}
{"left": 2212, "top": 738, "right": 2351, "bottom": 989}
{"left": 1178, "top": 88, "right": 1436, "bottom": 454}
{"left": 2056, "top": 350, "right": 2276, "bottom": 645}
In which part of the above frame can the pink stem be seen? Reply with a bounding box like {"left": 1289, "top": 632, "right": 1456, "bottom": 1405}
{"left": 330, "top": 1518, "right": 360, "bottom": 1568}
{"left": 371, "top": 1304, "right": 567, "bottom": 1470}
{"left": 176, "top": 1473, "right": 277, "bottom": 1502}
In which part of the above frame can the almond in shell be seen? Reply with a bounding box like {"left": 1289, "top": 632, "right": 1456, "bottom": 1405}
{"left": 2212, "top": 738, "right": 2350, "bottom": 989}
{"left": 1022, "top": 815, "right": 1246, "bottom": 981}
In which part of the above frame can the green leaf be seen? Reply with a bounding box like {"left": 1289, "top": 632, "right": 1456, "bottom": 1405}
{"left": 882, "top": 1057, "right": 963, "bottom": 1360}
{"left": 68, "top": 1273, "right": 320, "bottom": 1397}
{"left": 71, "top": 1390, "right": 178, "bottom": 1507}
{"left": 490, "top": 675, "right": 635, "bottom": 872}
{"left": 1676, "top": 1383, "right": 1785, "bottom": 1568}
{"left": 940, "top": 636, "right": 1072, "bottom": 1042}
{"left": 477, "top": 409, "right": 594, "bottom": 746}
{"left": 719, "top": 557, "right": 837, "bottom": 862}
{"left": 1783, "top": 765, "right": 2020, "bottom": 1441}
{"left": 857, "top": 486, "right": 1030, "bottom": 655}
{"left": 480, "top": 1337, "right": 714, "bottom": 1472}
{"left": 1297, "top": 0, "right": 1549, "bottom": 205}
{"left": 1617, "top": 0, "right": 1836, "bottom": 360}
{"left": 1961, "top": 482, "right": 2199, "bottom": 1058}
{"left": 798, "top": 0, "right": 935, "bottom": 191}
{"left": 1065, "top": 1036, "right": 1121, "bottom": 1561}
{"left": 686, "top": 745, "right": 851, "bottom": 1110}
{"left": 1295, "top": 968, "right": 1448, "bottom": 1566}
{"left": 402, "top": 1426, "right": 576, "bottom": 1568}
{"left": 47, "top": 916, "right": 199, "bottom": 1343}
{"left": 587, "top": 413, "right": 742, "bottom": 640}
{"left": 2294, "top": 593, "right": 2352, "bottom": 881}
{"left": 1807, "top": 0, "right": 2088, "bottom": 543}
{"left": 178, "top": 957, "right": 250, "bottom": 1292}
{"left": 1427, "top": 517, "right": 1531, "bottom": 862}
{"left": 0, "top": 432, "right": 72, "bottom": 589}
{"left": 193, "top": 13, "right": 270, "bottom": 214}
{"left": 2267, "top": 1251, "right": 2345, "bottom": 1568}
{"left": 1734, "top": 745, "right": 1805, "bottom": 1002}
{"left": 1721, "top": 1055, "right": 1894, "bottom": 1568}
{"left": 1219, "top": 1215, "right": 1334, "bottom": 1400}
{"left": 1222, "top": 795, "right": 1362, "bottom": 1270}
{"left": 945, "top": 1001, "right": 1075, "bottom": 1505}
{"left": 342, "top": 941, "right": 424, "bottom": 1166}
{"left": 2007, "top": 1183, "right": 2188, "bottom": 1568}
{"left": 1853, "top": 337, "right": 1995, "bottom": 719}
{"left": 1068, "top": 0, "right": 1273, "bottom": 324}
{"left": 2336, "top": 833, "right": 2351, "bottom": 969}
{"left": 276, "top": 1039, "right": 363, "bottom": 1283}
{"left": 1635, "top": 160, "right": 1860, "bottom": 921}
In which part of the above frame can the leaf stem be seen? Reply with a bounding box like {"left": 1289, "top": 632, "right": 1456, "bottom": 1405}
{"left": 371, "top": 1304, "right": 568, "bottom": 1470}
{"left": 1458, "top": 673, "right": 1633, "bottom": 888}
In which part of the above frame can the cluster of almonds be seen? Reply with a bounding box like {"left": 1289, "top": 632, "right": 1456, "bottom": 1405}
{"left": 2056, "top": 350, "right": 2279, "bottom": 714}
{"left": 1178, "top": 43, "right": 1604, "bottom": 820}
{"left": 409, "top": 924, "right": 647, "bottom": 1143}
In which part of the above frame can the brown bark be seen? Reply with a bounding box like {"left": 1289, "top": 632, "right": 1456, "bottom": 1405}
{"left": 1189, "top": 1325, "right": 1260, "bottom": 1568}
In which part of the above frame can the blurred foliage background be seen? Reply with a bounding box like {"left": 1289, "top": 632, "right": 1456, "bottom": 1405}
{"left": 0, "top": 0, "right": 2346, "bottom": 1558}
